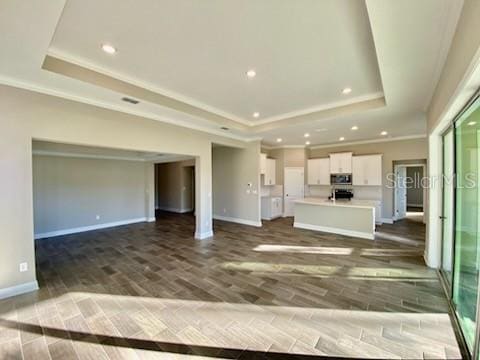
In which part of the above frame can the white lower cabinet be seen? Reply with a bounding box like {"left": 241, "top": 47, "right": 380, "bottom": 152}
{"left": 261, "top": 197, "right": 283, "bottom": 220}
{"left": 374, "top": 202, "right": 382, "bottom": 225}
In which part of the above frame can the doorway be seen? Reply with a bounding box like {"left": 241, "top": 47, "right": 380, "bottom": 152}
{"left": 154, "top": 159, "right": 196, "bottom": 216}
{"left": 394, "top": 163, "right": 427, "bottom": 223}
{"left": 283, "top": 167, "right": 304, "bottom": 217}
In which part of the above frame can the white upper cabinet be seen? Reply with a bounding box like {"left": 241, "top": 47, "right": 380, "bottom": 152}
{"left": 307, "top": 158, "right": 330, "bottom": 185}
{"left": 260, "top": 153, "right": 267, "bottom": 175}
{"left": 264, "top": 158, "right": 276, "bottom": 185}
{"left": 352, "top": 154, "right": 382, "bottom": 186}
{"left": 329, "top": 152, "right": 352, "bottom": 174}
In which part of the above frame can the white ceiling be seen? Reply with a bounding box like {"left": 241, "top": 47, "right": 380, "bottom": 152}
{"left": 50, "top": 0, "right": 382, "bottom": 122}
{"left": 0, "top": 0, "right": 463, "bottom": 147}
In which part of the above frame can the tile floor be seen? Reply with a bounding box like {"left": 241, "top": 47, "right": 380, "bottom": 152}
{"left": 0, "top": 213, "right": 462, "bottom": 359}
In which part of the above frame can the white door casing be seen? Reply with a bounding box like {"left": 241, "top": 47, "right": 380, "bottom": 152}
{"left": 284, "top": 167, "right": 304, "bottom": 217}
{"left": 395, "top": 166, "right": 407, "bottom": 220}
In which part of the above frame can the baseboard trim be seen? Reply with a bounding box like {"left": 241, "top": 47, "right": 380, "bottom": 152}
{"left": 261, "top": 215, "right": 282, "bottom": 221}
{"left": 147, "top": 217, "right": 156, "bottom": 222}
{"left": 381, "top": 218, "right": 394, "bottom": 224}
{"left": 407, "top": 203, "right": 424, "bottom": 208}
{"left": 294, "top": 222, "right": 374, "bottom": 240}
{"left": 0, "top": 281, "right": 39, "bottom": 300}
{"left": 195, "top": 230, "right": 214, "bottom": 240}
{"left": 213, "top": 215, "right": 262, "bottom": 227}
{"left": 157, "top": 207, "right": 194, "bottom": 214}
{"left": 34, "top": 217, "right": 149, "bottom": 239}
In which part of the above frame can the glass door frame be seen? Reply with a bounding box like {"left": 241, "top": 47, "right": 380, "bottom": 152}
{"left": 439, "top": 90, "right": 480, "bottom": 359}
{"left": 440, "top": 124, "right": 456, "bottom": 298}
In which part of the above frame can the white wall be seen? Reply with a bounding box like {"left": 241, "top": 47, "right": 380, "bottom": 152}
{"left": 32, "top": 155, "right": 152, "bottom": 237}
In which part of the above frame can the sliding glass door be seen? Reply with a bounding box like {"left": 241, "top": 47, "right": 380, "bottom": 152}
{"left": 448, "top": 96, "right": 480, "bottom": 353}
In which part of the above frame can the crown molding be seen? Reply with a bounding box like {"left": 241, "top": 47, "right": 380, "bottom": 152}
{"left": 46, "top": 50, "right": 386, "bottom": 129}
{"left": 32, "top": 149, "right": 195, "bottom": 163}
{"left": 0, "top": 75, "right": 257, "bottom": 143}
{"left": 47, "top": 49, "right": 252, "bottom": 126}
{"left": 308, "top": 134, "right": 427, "bottom": 150}
{"left": 33, "top": 149, "right": 149, "bottom": 162}
{"left": 261, "top": 145, "right": 306, "bottom": 150}
{"left": 254, "top": 92, "right": 385, "bottom": 125}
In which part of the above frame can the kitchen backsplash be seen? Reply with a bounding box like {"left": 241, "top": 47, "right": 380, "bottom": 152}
{"left": 306, "top": 185, "right": 382, "bottom": 200}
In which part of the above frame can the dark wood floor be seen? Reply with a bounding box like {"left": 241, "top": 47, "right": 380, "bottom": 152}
{"left": 0, "top": 212, "right": 461, "bottom": 359}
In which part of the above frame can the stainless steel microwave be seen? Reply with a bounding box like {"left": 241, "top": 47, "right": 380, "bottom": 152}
{"left": 330, "top": 174, "right": 352, "bottom": 185}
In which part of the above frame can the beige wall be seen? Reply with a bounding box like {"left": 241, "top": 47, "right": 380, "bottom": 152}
{"left": 33, "top": 155, "right": 151, "bottom": 235}
{"left": 406, "top": 166, "right": 424, "bottom": 207}
{"left": 424, "top": 1, "right": 480, "bottom": 268}
{"left": 308, "top": 138, "right": 428, "bottom": 219}
{"left": 262, "top": 148, "right": 307, "bottom": 185}
{"left": 156, "top": 160, "right": 195, "bottom": 212}
{"left": 0, "top": 84, "right": 251, "bottom": 294}
{"left": 428, "top": 0, "right": 480, "bottom": 132}
{"left": 212, "top": 142, "right": 261, "bottom": 224}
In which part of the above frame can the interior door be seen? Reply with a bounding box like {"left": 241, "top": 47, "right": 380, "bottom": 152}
{"left": 395, "top": 166, "right": 407, "bottom": 220}
{"left": 284, "top": 168, "right": 304, "bottom": 217}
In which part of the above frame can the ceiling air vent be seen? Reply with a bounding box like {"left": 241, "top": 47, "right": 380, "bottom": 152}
{"left": 220, "top": 127, "right": 229, "bottom": 131}
{"left": 122, "top": 97, "right": 140, "bottom": 104}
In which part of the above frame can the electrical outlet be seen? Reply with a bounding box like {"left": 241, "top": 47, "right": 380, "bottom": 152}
{"left": 96, "top": 215, "right": 100, "bottom": 220}
{"left": 19, "top": 262, "right": 28, "bottom": 272}
{"left": 223, "top": 208, "right": 227, "bottom": 213}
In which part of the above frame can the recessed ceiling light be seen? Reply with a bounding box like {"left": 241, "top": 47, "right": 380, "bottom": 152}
{"left": 381, "top": 131, "right": 388, "bottom": 136}
{"left": 253, "top": 112, "right": 260, "bottom": 118}
{"left": 276, "top": 138, "right": 283, "bottom": 143}
{"left": 339, "top": 137, "right": 345, "bottom": 141}
{"left": 246, "top": 69, "right": 256, "bottom": 78}
{"left": 342, "top": 87, "right": 352, "bottom": 95}
{"left": 351, "top": 126, "right": 358, "bottom": 130}
{"left": 101, "top": 44, "right": 117, "bottom": 54}
{"left": 304, "top": 133, "right": 310, "bottom": 138}
{"left": 305, "top": 141, "right": 311, "bottom": 145}
{"left": 468, "top": 121, "right": 477, "bottom": 126}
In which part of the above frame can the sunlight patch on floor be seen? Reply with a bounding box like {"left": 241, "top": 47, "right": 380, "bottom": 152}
{"left": 0, "top": 292, "right": 461, "bottom": 359}
{"left": 253, "top": 244, "right": 423, "bottom": 257}
{"left": 221, "top": 262, "right": 438, "bottom": 281}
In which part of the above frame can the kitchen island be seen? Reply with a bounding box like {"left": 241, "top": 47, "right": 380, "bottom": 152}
{"left": 294, "top": 197, "right": 376, "bottom": 240}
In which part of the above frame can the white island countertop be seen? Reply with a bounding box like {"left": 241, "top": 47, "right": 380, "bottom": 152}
{"left": 295, "top": 197, "right": 378, "bottom": 210}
